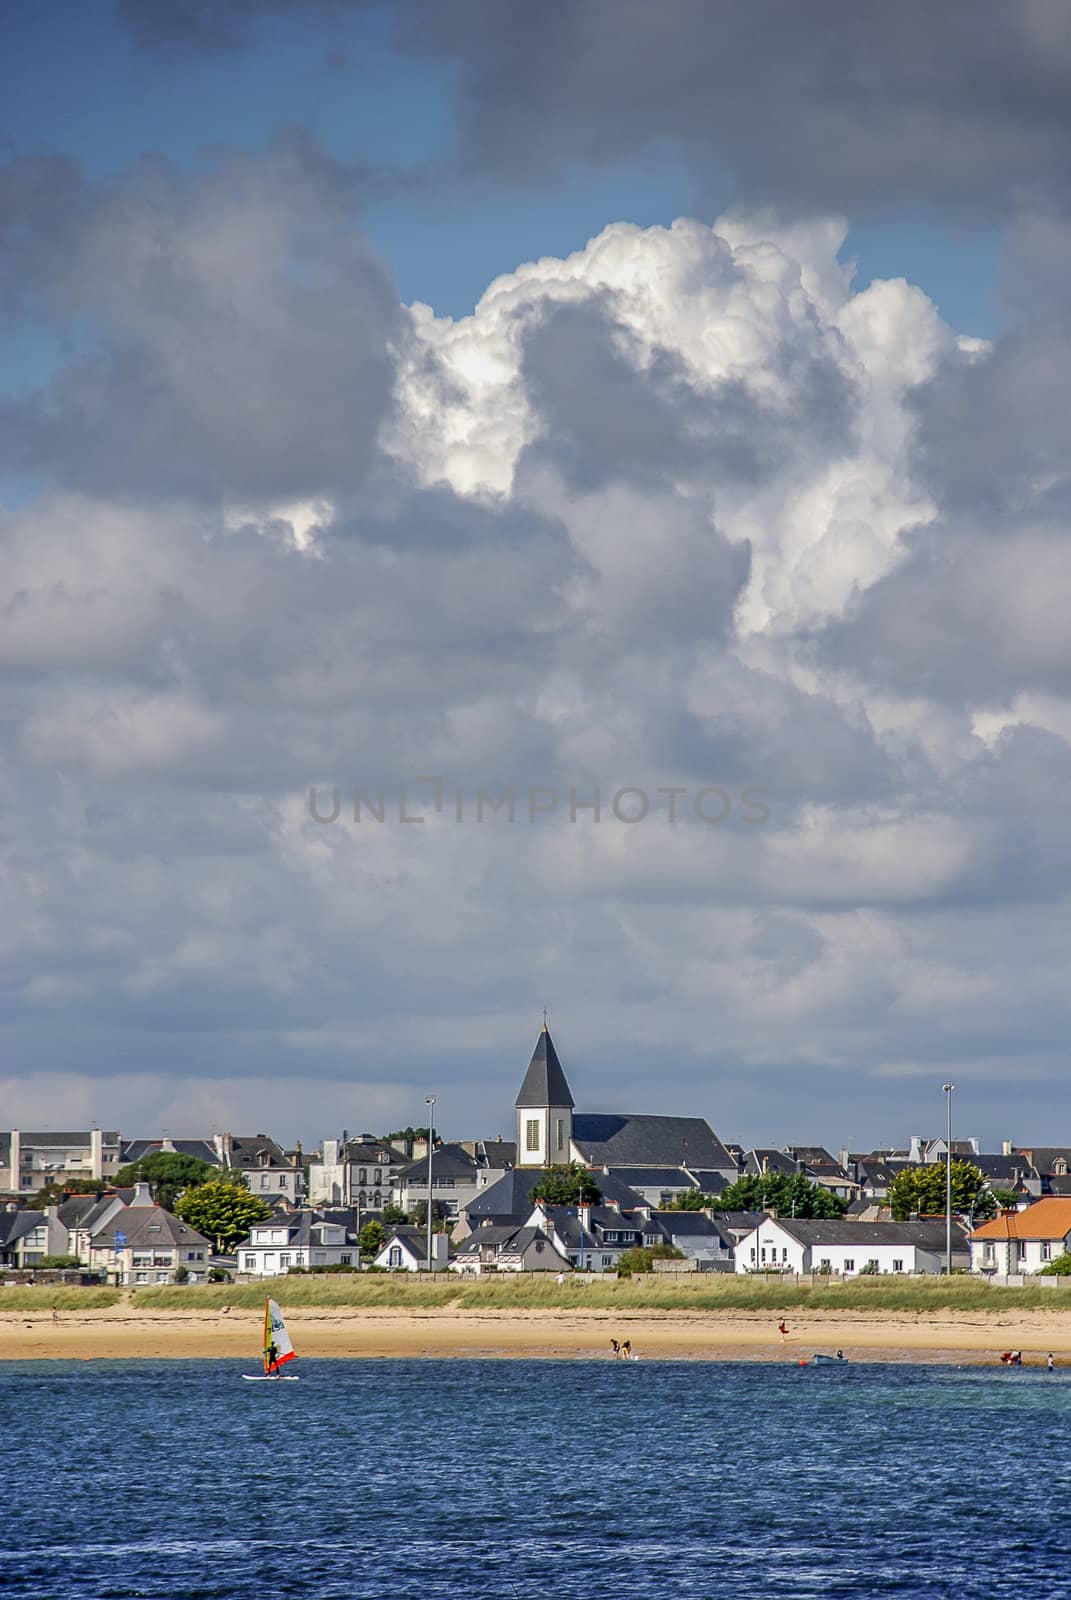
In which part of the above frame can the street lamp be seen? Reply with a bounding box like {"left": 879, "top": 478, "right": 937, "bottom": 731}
{"left": 943, "top": 1083, "right": 955, "bottom": 1276}
{"left": 425, "top": 1095, "right": 436, "bottom": 1272}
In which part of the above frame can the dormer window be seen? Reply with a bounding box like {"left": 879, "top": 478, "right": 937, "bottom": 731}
{"left": 1055, "top": 1159, "right": 1068, "bottom": 1176}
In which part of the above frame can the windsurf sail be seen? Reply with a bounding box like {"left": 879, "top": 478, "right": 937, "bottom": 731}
{"left": 263, "top": 1297, "right": 296, "bottom": 1375}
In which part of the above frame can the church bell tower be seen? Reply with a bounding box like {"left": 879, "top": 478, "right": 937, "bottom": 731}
{"left": 516, "top": 1023, "right": 575, "bottom": 1168}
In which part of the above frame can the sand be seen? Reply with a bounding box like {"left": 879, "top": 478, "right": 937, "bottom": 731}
{"left": 3, "top": 1302, "right": 1071, "bottom": 1363}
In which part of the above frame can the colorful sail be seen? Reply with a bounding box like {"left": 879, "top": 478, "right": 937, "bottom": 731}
{"left": 263, "top": 1296, "right": 296, "bottom": 1374}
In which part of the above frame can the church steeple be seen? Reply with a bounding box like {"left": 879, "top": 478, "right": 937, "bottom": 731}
{"left": 516, "top": 1024, "right": 574, "bottom": 1166}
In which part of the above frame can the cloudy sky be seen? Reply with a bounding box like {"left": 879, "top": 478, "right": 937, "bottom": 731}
{"left": 3, "top": 1, "right": 1071, "bottom": 1152}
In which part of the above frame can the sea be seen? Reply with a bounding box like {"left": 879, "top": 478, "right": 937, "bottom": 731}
{"left": 1, "top": 1356, "right": 1067, "bottom": 1599}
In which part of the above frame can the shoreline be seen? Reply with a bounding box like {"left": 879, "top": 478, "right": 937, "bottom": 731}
{"left": 3, "top": 1305, "right": 1070, "bottom": 1363}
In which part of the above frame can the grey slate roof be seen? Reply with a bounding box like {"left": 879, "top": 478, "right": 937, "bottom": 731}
{"left": 604, "top": 1166, "right": 698, "bottom": 1188}
{"left": 515, "top": 1028, "right": 575, "bottom": 1109}
{"left": 763, "top": 1218, "right": 966, "bottom": 1249}
{"left": 93, "top": 1206, "right": 211, "bottom": 1251}
{"left": 572, "top": 1114, "right": 732, "bottom": 1170}
{"left": 120, "top": 1139, "right": 220, "bottom": 1166}
{"left": 0, "top": 1209, "right": 45, "bottom": 1247}
{"left": 465, "top": 1167, "right": 646, "bottom": 1221}
{"left": 393, "top": 1143, "right": 479, "bottom": 1183}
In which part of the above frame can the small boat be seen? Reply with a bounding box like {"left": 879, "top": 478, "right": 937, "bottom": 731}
{"left": 810, "top": 1351, "right": 848, "bottom": 1365}
{"left": 242, "top": 1296, "right": 300, "bottom": 1381}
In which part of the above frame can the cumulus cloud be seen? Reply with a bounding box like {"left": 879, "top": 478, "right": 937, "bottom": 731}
{"left": 4, "top": 173, "right": 1071, "bottom": 1143}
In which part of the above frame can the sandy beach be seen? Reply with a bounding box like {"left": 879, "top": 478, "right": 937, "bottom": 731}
{"left": 4, "top": 1302, "right": 1071, "bottom": 1363}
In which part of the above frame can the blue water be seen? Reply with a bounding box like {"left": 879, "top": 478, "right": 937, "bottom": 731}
{"left": 1, "top": 1358, "right": 1068, "bottom": 1598}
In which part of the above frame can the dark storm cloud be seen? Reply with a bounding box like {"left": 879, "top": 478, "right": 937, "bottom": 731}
{"left": 115, "top": 2, "right": 1071, "bottom": 217}
{"left": 0, "top": 132, "right": 400, "bottom": 503}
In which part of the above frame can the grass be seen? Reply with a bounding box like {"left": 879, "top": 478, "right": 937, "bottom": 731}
{"left": 0, "top": 1286, "right": 120, "bottom": 1311}
{"left": 128, "top": 1275, "right": 1071, "bottom": 1315}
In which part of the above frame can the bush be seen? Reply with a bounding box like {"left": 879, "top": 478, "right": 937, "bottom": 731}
{"left": 1040, "top": 1252, "right": 1071, "bottom": 1276}
{"left": 207, "top": 1266, "right": 231, "bottom": 1282}
{"left": 616, "top": 1245, "right": 685, "bottom": 1278}
{"left": 173, "top": 1266, "right": 189, "bottom": 1283}
{"left": 36, "top": 1255, "right": 82, "bottom": 1270}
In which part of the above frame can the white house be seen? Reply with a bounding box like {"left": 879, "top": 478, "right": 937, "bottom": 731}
{"left": 238, "top": 1210, "right": 358, "bottom": 1277}
{"left": 449, "top": 1222, "right": 571, "bottom": 1275}
{"left": 372, "top": 1227, "right": 448, "bottom": 1271}
{"left": 735, "top": 1216, "right": 954, "bottom": 1275}
{"left": 970, "top": 1199, "right": 1071, "bottom": 1274}
{"left": 0, "top": 1129, "right": 122, "bottom": 1193}
{"left": 309, "top": 1136, "right": 408, "bottom": 1207}
{"left": 88, "top": 1186, "right": 211, "bottom": 1285}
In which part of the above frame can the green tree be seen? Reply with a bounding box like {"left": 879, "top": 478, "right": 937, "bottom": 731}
{"left": 989, "top": 1188, "right": 1021, "bottom": 1213}
{"left": 1040, "top": 1251, "right": 1071, "bottom": 1276}
{"left": 666, "top": 1189, "right": 716, "bottom": 1211}
{"left": 359, "top": 1220, "right": 388, "bottom": 1257}
{"left": 173, "top": 1179, "right": 271, "bottom": 1253}
{"left": 529, "top": 1163, "right": 603, "bottom": 1205}
{"left": 28, "top": 1177, "right": 102, "bottom": 1205}
{"left": 887, "top": 1161, "right": 995, "bottom": 1222}
{"left": 616, "top": 1244, "right": 684, "bottom": 1277}
{"left": 113, "top": 1151, "right": 220, "bottom": 1210}
{"left": 714, "top": 1171, "right": 847, "bottom": 1219}
{"left": 411, "top": 1199, "right": 451, "bottom": 1231}
{"left": 381, "top": 1204, "right": 410, "bottom": 1225}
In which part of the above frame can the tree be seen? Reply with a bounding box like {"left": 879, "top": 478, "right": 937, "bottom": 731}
{"left": 714, "top": 1171, "right": 847, "bottom": 1219}
{"left": 28, "top": 1177, "right": 102, "bottom": 1205}
{"left": 359, "top": 1220, "right": 387, "bottom": 1257}
{"left": 381, "top": 1204, "right": 410, "bottom": 1225}
{"left": 1040, "top": 1251, "right": 1071, "bottom": 1276}
{"left": 380, "top": 1126, "right": 434, "bottom": 1156}
{"left": 989, "top": 1188, "right": 1022, "bottom": 1213}
{"left": 666, "top": 1189, "right": 716, "bottom": 1212}
{"left": 529, "top": 1163, "right": 603, "bottom": 1205}
{"left": 616, "top": 1245, "right": 684, "bottom": 1277}
{"left": 887, "top": 1161, "right": 996, "bottom": 1223}
{"left": 411, "top": 1199, "right": 451, "bottom": 1230}
{"left": 113, "top": 1151, "right": 220, "bottom": 1210}
{"left": 173, "top": 1179, "right": 272, "bottom": 1253}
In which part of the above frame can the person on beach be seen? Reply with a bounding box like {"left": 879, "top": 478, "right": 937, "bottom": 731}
{"left": 621, "top": 1340, "right": 632, "bottom": 1361}
{"left": 610, "top": 1339, "right": 620, "bottom": 1358}
{"left": 1048, "top": 1353, "right": 1056, "bottom": 1371}
{"left": 51, "top": 1306, "right": 58, "bottom": 1325}
{"left": 778, "top": 1320, "right": 789, "bottom": 1342}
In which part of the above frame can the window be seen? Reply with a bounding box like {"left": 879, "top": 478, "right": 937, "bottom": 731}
{"left": 388, "top": 1246, "right": 402, "bottom": 1267}
{"left": 782, "top": 1247, "right": 789, "bottom": 1263}
{"left": 280, "top": 1254, "right": 291, "bottom": 1269}
{"left": 843, "top": 1259, "right": 855, "bottom": 1272}
{"left": 260, "top": 1176, "right": 269, "bottom": 1189}
{"left": 340, "top": 1253, "right": 352, "bottom": 1265}
{"left": 1043, "top": 1242, "right": 1053, "bottom": 1261}
{"left": 244, "top": 1254, "right": 256, "bottom": 1270}
{"left": 556, "top": 1118, "right": 565, "bottom": 1153}
{"left": 892, "top": 1259, "right": 904, "bottom": 1273}
{"left": 1018, "top": 1241, "right": 1028, "bottom": 1261}
{"left": 526, "top": 1119, "right": 540, "bottom": 1153}
{"left": 359, "top": 1168, "right": 367, "bottom": 1184}
{"left": 819, "top": 1258, "right": 831, "bottom": 1272}
{"left": 866, "top": 1259, "right": 879, "bottom": 1273}
{"left": 750, "top": 1246, "right": 756, "bottom": 1262}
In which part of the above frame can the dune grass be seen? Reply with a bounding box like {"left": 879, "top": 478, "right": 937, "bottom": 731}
{"left": 0, "top": 1286, "right": 120, "bottom": 1311}
{"left": 129, "top": 1275, "right": 1071, "bottom": 1315}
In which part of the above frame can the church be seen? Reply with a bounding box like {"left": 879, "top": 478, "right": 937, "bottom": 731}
{"left": 513, "top": 1022, "right": 736, "bottom": 1178}
{"left": 457, "top": 1024, "right": 738, "bottom": 1236}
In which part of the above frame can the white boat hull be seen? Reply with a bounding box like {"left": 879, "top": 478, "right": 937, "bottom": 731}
{"left": 242, "top": 1373, "right": 300, "bottom": 1381}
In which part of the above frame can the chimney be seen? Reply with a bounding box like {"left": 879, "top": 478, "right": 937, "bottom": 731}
{"left": 578, "top": 1201, "right": 592, "bottom": 1233}
{"left": 10, "top": 1130, "right": 21, "bottom": 1192}
{"left": 161, "top": 1132, "right": 175, "bottom": 1154}
{"left": 1002, "top": 1140, "right": 1014, "bottom": 1157}
{"left": 90, "top": 1127, "right": 104, "bottom": 1181}
{"left": 132, "top": 1180, "right": 153, "bottom": 1206}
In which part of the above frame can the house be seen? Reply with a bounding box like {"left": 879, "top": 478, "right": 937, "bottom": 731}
{"left": 735, "top": 1216, "right": 964, "bottom": 1275}
{"left": 372, "top": 1227, "right": 448, "bottom": 1272}
{"left": 56, "top": 1190, "right": 133, "bottom": 1265}
{"left": 120, "top": 1136, "right": 219, "bottom": 1168}
{"left": 0, "top": 1205, "right": 67, "bottom": 1267}
{"left": 524, "top": 1201, "right": 645, "bottom": 1272}
{"left": 1008, "top": 1149, "right": 1071, "bottom": 1197}
{"left": 601, "top": 1166, "right": 725, "bottom": 1208}
{"left": 237, "top": 1207, "right": 359, "bottom": 1277}
{"left": 970, "top": 1198, "right": 1071, "bottom": 1274}
{"left": 88, "top": 1184, "right": 211, "bottom": 1284}
{"left": 640, "top": 1211, "right": 737, "bottom": 1268}
{"left": 454, "top": 1166, "right": 647, "bottom": 1242}
{"left": 450, "top": 1223, "right": 571, "bottom": 1275}
{"left": 391, "top": 1142, "right": 485, "bottom": 1222}
{"left": 308, "top": 1135, "right": 409, "bottom": 1207}
{"left": 213, "top": 1133, "right": 305, "bottom": 1203}
{"left": 0, "top": 1129, "right": 122, "bottom": 1193}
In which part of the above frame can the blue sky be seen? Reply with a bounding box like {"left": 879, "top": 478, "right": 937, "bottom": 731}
{"left": 2, "top": 2, "right": 1068, "bottom": 1149}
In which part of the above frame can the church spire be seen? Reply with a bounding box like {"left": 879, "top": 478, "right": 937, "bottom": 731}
{"left": 515, "top": 1023, "right": 575, "bottom": 1109}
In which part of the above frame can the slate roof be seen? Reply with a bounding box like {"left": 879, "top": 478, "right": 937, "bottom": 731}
{"left": 120, "top": 1139, "right": 220, "bottom": 1166}
{"left": 223, "top": 1135, "right": 298, "bottom": 1171}
{"left": 686, "top": 1170, "right": 730, "bottom": 1193}
{"left": 572, "top": 1114, "right": 732, "bottom": 1170}
{"left": 0, "top": 1209, "right": 45, "bottom": 1247}
{"left": 515, "top": 1028, "right": 575, "bottom": 1109}
{"left": 1013, "top": 1149, "right": 1071, "bottom": 1177}
{"left": 465, "top": 1167, "right": 647, "bottom": 1221}
{"left": 742, "top": 1148, "right": 799, "bottom": 1176}
{"left": 393, "top": 1144, "right": 479, "bottom": 1183}
{"left": 762, "top": 1218, "right": 963, "bottom": 1249}
{"left": 604, "top": 1166, "right": 699, "bottom": 1188}
{"left": 92, "top": 1206, "right": 211, "bottom": 1251}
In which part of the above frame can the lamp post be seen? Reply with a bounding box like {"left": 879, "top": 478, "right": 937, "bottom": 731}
{"left": 425, "top": 1095, "right": 436, "bottom": 1272}
{"left": 943, "top": 1083, "right": 955, "bottom": 1275}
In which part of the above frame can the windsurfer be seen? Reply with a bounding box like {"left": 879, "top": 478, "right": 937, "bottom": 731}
{"left": 266, "top": 1340, "right": 280, "bottom": 1376}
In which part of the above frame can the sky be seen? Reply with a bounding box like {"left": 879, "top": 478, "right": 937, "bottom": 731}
{"left": 2, "top": 1, "right": 1071, "bottom": 1153}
